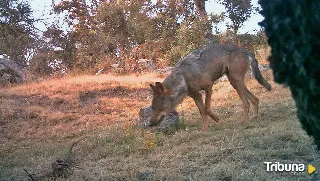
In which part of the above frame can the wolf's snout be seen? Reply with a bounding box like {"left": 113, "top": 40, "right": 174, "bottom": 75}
{"left": 149, "top": 115, "right": 165, "bottom": 127}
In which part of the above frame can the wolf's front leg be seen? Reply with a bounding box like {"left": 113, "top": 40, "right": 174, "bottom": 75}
{"left": 189, "top": 92, "right": 209, "bottom": 131}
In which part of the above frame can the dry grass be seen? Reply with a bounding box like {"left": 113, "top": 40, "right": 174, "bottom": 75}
{"left": 0, "top": 71, "right": 319, "bottom": 180}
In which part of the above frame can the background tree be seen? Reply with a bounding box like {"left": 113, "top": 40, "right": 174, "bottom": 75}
{"left": 0, "top": 0, "right": 35, "bottom": 66}
{"left": 29, "top": 25, "right": 76, "bottom": 76}
{"left": 0, "top": 0, "right": 268, "bottom": 80}
{"left": 43, "top": 0, "right": 260, "bottom": 75}
{"left": 210, "top": 12, "right": 225, "bottom": 34}
{"left": 53, "top": 0, "right": 102, "bottom": 72}
{"left": 194, "top": 0, "right": 206, "bottom": 18}
{"left": 217, "top": 0, "right": 253, "bottom": 34}
{"left": 155, "top": 0, "right": 212, "bottom": 64}
{"left": 50, "top": 0, "right": 213, "bottom": 73}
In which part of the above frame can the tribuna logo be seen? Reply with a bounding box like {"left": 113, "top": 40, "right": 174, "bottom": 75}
{"left": 264, "top": 162, "right": 305, "bottom": 172}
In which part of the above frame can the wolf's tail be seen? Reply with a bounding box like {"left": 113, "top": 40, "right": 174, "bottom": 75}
{"left": 249, "top": 55, "right": 272, "bottom": 91}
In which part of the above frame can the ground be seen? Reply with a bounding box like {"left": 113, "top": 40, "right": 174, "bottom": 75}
{"left": 0, "top": 71, "right": 319, "bottom": 180}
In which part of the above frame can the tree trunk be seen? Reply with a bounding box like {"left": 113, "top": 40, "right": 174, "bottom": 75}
{"left": 194, "top": 0, "right": 207, "bottom": 18}
{"left": 194, "top": 0, "right": 214, "bottom": 41}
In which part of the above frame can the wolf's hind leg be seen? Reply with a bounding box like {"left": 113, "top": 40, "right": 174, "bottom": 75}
{"left": 244, "top": 86, "right": 259, "bottom": 118}
{"left": 228, "top": 78, "right": 250, "bottom": 122}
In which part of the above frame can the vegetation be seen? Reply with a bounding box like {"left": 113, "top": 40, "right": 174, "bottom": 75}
{"left": 259, "top": 0, "right": 320, "bottom": 149}
{"left": 1, "top": 0, "right": 266, "bottom": 77}
{"left": 216, "top": 0, "right": 255, "bottom": 34}
{"left": 0, "top": 0, "right": 35, "bottom": 66}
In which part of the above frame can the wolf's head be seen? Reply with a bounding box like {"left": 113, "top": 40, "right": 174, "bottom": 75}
{"left": 149, "top": 82, "right": 173, "bottom": 126}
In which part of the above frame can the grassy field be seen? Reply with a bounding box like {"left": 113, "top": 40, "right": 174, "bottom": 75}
{"left": 0, "top": 72, "right": 319, "bottom": 180}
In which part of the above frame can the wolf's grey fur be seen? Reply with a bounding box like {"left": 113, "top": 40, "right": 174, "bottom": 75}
{"left": 150, "top": 44, "right": 271, "bottom": 130}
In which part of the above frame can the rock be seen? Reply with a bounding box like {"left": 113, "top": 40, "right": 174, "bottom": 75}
{"left": 138, "top": 106, "right": 179, "bottom": 132}
{"left": 136, "top": 59, "right": 156, "bottom": 72}
{"left": 258, "top": 64, "right": 270, "bottom": 72}
{"left": 110, "top": 63, "right": 120, "bottom": 68}
{"left": 154, "top": 67, "right": 173, "bottom": 75}
{"left": 95, "top": 69, "right": 104, "bottom": 75}
{"left": 136, "top": 171, "right": 156, "bottom": 181}
{"left": 0, "top": 57, "right": 25, "bottom": 84}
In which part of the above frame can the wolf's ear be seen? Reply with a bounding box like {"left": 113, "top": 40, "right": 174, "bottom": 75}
{"left": 150, "top": 84, "right": 156, "bottom": 92}
{"left": 156, "top": 82, "right": 172, "bottom": 97}
{"left": 150, "top": 83, "right": 163, "bottom": 95}
{"left": 155, "top": 82, "right": 164, "bottom": 92}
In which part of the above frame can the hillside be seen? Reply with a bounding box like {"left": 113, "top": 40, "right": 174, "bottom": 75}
{"left": 0, "top": 72, "right": 319, "bottom": 180}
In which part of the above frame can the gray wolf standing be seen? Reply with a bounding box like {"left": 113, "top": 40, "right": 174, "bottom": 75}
{"left": 150, "top": 44, "right": 271, "bottom": 131}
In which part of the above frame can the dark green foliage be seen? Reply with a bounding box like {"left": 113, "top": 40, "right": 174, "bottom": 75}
{"left": 259, "top": 0, "right": 320, "bottom": 149}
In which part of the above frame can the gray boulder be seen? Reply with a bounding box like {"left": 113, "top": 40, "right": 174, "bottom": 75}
{"left": 0, "top": 57, "right": 25, "bottom": 84}
{"left": 138, "top": 106, "right": 179, "bottom": 132}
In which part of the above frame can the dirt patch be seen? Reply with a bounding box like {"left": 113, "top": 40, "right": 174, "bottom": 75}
{"left": 78, "top": 90, "right": 99, "bottom": 106}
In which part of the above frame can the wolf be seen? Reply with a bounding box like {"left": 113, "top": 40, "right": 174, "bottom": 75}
{"left": 149, "top": 44, "right": 272, "bottom": 131}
